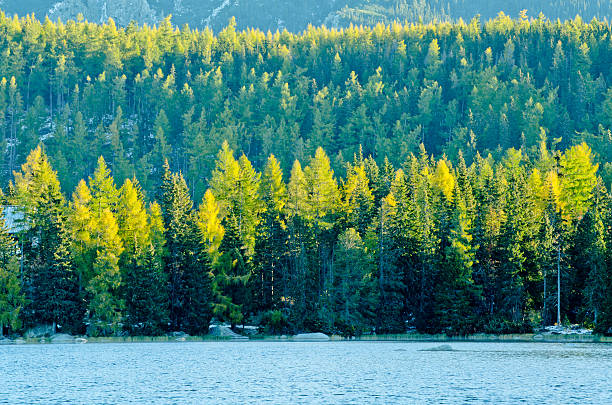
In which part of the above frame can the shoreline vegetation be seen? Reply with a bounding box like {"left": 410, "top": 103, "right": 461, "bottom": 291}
{"left": 2, "top": 333, "right": 611, "bottom": 345}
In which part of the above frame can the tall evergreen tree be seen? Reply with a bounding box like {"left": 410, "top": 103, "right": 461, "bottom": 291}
{"left": 0, "top": 206, "right": 26, "bottom": 336}
{"left": 118, "top": 179, "right": 169, "bottom": 335}
{"left": 12, "top": 146, "right": 81, "bottom": 331}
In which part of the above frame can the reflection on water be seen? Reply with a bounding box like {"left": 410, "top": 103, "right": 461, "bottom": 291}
{"left": 1, "top": 341, "right": 611, "bottom": 404}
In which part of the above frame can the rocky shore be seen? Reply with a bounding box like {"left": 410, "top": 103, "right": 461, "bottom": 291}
{"left": 2, "top": 327, "right": 610, "bottom": 345}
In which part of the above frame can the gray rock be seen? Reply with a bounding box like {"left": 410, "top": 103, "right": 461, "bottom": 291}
{"left": 14, "top": 338, "right": 26, "bottom": 345}
{"left": 208, "top": 325, "right": 248, "bottom": 340}
{"left": 293, "top": 332, "right": 330, "bottom": 341}
{"left": 25, "top": 324, "right": 54, "bottom": 338}
{"left": 75, "top": 338, "right": 88, "bottom": 344}
{"left": 50, "top": 334, "right": 75, "bottom": 344}
{"left": 48, "top": 0, "right": 158, "bottom": 26}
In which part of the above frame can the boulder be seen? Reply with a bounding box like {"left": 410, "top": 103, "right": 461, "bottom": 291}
{"left": 293, "top": 332, "right": 330, "bottom": 341}
{"left": 50, "top": 334, "right": 75, "bottom": 344}
{"left": 25, "top": 324, "right": 54, "bottom": 338}
{"left": 208, "top": 325, "right": 248, "bottom": 340}
{"left": 75, "top": 338, "right": 88, "bottom": 344}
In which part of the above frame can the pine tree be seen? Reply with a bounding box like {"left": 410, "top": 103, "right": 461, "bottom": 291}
{"left": 182, "top": 240, "right": 214, "bottom": 335}
{"left": 433, "top": 183, "right": 480, "bottom": 336}
{"left": 118, "top": 178, "right": 169, "bottom": 335}
{"left": 197, "top": 190, "right": 225, "bottom": 261}
{"left": 370, "top": 188, "right": 405, "bottom": 334}
{"left": 0, "top": 206, "right": 26, "bottom": 335}
{"left": 159, "top": 166, "right": 213, "bottom": 332}
{"left": 161, "top": 169, "right": 193, "bottom": 330}
{"left": 12, "top": 147, "right": 81, "bottom": 331}
{"left": 333, "top": 228, "right": 376, "bottom": 336}
{"left": 214, "top": 216, "right": 250, "bottom": 326}
{"left": 560, "top": 142, "right": 598, "bottom": 223}
{"left": 210, "top": 141, "right": 262, "bottom": 257}
{"left": 89, "top": 156, "right": 120, "bottom": 215}
{"left": 86, "top": 209, "right": 124, "bottom": 336}
{"left": 123, "top": 244, "right": 169, "bottom": 335}
{"left": 342, "top": 160, "right": 375, "bottom": 237}
{"left": 69, "top": 180, "right": 95, "bottom": 291}
{"left": 253, "top": 155, "right": 288, "bottom": 312}
{"left": 36, "top": 215, "right": 82, "bottom": 334}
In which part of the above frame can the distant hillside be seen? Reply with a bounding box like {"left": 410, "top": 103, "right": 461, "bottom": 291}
{"left": 337, "top": 1, "right": 612, "bottom": 27}
{"left": 1, "top": 0, "right": 611, "bottom": 32}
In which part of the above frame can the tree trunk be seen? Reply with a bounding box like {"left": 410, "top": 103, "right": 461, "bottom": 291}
{"left": 557, "top": 244, "right": 561, "bottom": 325}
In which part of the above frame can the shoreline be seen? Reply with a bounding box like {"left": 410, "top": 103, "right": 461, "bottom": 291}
{"left": 2, "top": 333, "right": 611, "bottom": 345}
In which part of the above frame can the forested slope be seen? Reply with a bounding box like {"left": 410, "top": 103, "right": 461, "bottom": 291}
{"left": 1, "top": 1, "right": 612, "bottom": 32}
{"left": 1, "top": 13, "right": 612, "bottom": 337}
{"left": 339, "top": 1, "right": 612, "bottom": 27}
{"left": 1, "top": 13, "right": 612, "bottom": 197}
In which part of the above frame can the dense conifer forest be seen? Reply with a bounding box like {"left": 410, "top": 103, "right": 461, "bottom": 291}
{"left": 1, "top": 11, "right": 612, "bottom": 337}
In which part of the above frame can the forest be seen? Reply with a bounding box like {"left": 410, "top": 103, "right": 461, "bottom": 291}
{"left": 2, "top": 140, "right": 611, "bottom": 337}
{"left": 0, "top": 12, "right": 611, "bottom": 336}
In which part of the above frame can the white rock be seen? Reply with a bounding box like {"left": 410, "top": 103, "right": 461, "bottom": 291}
{"left": 293, "top": 333, "right": 330, "bottom": 341}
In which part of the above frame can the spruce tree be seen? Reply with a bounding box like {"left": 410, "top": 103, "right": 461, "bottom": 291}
{"left": 333, "top": 228, "right": 376, "bottom": 336}
{"left": 12, "top": 146, "right": 81, "bottom": 331}
{"left": 118, "top": 179, "right": 169, "bottom": 335}
{"left": 160, "top": 169, "right": 193, "bottom": 330}
{"left": 0, "top": 206, "right": 26, "bottom": 336}
{"left": 182, "top": 237, "right": 214, "bottom": 335}
{"left": 214, "top": 214, "right": 251, "bottom": 326}
{"left": 433, "top": 183, "right": 480, "bottom": 336}
{"left": 160, "top": 166, "right": 213, "bottom": 332}
{"left": 252, "top": 155, "right": 288, "bottom": 312}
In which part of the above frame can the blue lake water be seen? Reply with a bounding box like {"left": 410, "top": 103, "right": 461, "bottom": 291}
{"left": 1, "top": 341, "right": 611, "bottom": 404}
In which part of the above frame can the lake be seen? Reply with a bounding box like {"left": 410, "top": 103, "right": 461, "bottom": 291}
{"left": 1, "top": 341, "right": 611, "bottom": 404}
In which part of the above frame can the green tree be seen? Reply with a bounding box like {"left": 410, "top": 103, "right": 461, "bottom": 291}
{"left": 86, "top": 209, "right": 124, "bottom": 336}
{"left": 333, "top": 228, "right": 377, "bottom": 336}
{"left": 118, "top": 178, "right": 169, "bottom": 335}
{"left": 12, "top": 146, "right": 81, "bottom": 332}
{"left": 0, "top": 207, "right": 26, "bottom": 335}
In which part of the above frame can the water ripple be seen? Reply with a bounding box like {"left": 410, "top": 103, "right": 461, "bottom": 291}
{"left": 0, "top": 341, "right": 610, "bottom": 404}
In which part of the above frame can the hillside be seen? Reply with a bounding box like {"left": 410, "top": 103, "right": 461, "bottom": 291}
{"left": 1, "top": 13, "right": 612, "bottom": 197}
{"left": 1, "top": 1, "right": 611, "bottom": 32}
{"left": 0, "top": 12, "right": 611, "bottom": 340}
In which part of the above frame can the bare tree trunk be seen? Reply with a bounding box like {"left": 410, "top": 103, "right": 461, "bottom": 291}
{"left": 557, "top": 244, "right": 561, "bottom": 325}
{"left": 543, "top": 266, "right": 547, "bottom": 325}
